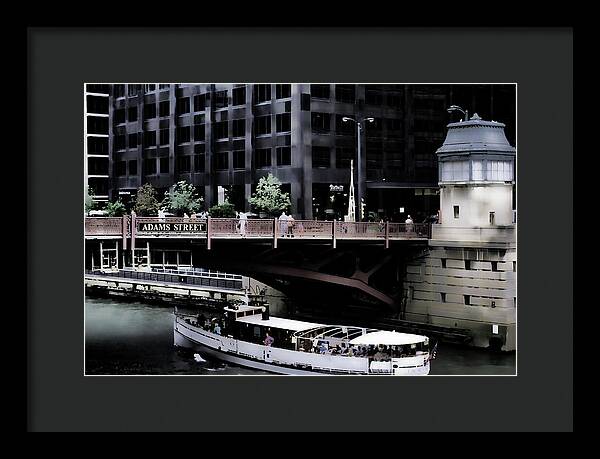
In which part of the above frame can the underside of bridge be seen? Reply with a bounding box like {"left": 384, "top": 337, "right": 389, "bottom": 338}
{"left": 85, "top": 238, "right": 428, "bottom": 317}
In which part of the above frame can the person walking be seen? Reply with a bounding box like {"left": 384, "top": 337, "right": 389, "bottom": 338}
{"left": 287, "top": 214, "right": 295, "bottom": 237}
{"left": 279, "top": 211, "right": 288, "bottom": 236}
{"left": 405, "top": 214, "right": 414, "bottom": 233}
{"left": 239, "top": 211, "right": 247, "bottom": 236}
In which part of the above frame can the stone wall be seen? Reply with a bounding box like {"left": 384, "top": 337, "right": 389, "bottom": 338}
{"left": 403, "top": 245, "right": 516, "bottom": 350}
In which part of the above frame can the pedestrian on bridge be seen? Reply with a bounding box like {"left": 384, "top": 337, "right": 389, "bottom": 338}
{"left": 239, "top": 212, "right": 247, "bottom": 236}
{"left": 279, "top": 211, "right": 288, "bottom": 236}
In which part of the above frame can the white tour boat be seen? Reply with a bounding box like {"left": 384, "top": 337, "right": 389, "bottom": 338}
{"left": 174, "top": 299, "right": 431, "bottom": 376}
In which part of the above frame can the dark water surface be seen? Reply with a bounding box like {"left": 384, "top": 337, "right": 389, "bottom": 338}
{"left": 85, "top": 296, "right": 516, "bottom": 376}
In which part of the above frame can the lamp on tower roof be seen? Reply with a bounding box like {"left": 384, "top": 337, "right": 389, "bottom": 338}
{"left": 447, "top": 105, "right": 468, "bottom": 122}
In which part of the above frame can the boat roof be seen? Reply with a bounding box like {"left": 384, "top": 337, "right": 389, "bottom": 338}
{"left": 235, "top": 314, "right": 325, "bottom": 332}
{"left": 349, "top": 330, "right": 427, "bottom": 346}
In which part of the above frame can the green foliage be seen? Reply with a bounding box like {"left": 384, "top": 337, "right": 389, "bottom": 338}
{"left": 85, "top": 186, "right": 96, "bottom": 214}
{"left": 161, "top": 181, "right": 204, "bottom": 217}
{"left": 248, "top": 174, "right": 291, "bottom": 216}
{"left": 105, "top": 199, "right": 127, "bottom": 217}
{"left": 134, "top": 183, "right": 160, "bottom": 216}
{"left": 209, "top": 201, "right": 237, "bottom": 218}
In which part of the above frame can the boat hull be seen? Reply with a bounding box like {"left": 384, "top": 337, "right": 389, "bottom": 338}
{"left": 175, "top": 325, "right": 429, "bottom": 376}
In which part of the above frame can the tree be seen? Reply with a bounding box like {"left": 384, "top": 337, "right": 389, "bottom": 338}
{"left": 134, "top": 183, "right": 160, "bottom": 216}
{"left": 161, "top": 180, "right": 203, "bottom": 216}
{"left": 209, "top": 201, "right": 237, "bottom": 218}
{"left": 85, "top": 186, "right": 96, "bottom": 214}
{"left": 105, "top": 199, "right": 127, "bottom": 217}
{"left": 248, "top": 173, "right": 291, "bottom": 216}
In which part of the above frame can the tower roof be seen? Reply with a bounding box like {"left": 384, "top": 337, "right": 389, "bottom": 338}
{"left": 436, "top": 113, "right": 516, "bottom": 156}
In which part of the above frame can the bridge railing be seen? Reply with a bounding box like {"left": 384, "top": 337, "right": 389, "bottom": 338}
{"left": 335, "top": 221, "right": 386, "bottom": 239}
{"left": 388, "top": 222, "right": 431, "bottom": 239}
{"left": 283, "top": 220, "right": 334, "bottom": 238}
{"left": 85, "top": 217, "right": 431, "bottom": 242}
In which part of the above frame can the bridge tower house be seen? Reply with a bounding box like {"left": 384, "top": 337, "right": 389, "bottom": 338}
{"left": 403, "top": 114, "right": 517, "bottom": 351}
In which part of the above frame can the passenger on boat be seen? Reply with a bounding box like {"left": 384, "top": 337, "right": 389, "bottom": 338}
{"left": 197, "top": 313, "right": 206, "bottom": 327}
{"left": 347, "top": 346, "right": 355, "bottom": 357}
{"left": 264, "top": 333, "right": 274, "bottom": 347}
{"left": 213, "top": 323, "right": 221, "bottom": 335}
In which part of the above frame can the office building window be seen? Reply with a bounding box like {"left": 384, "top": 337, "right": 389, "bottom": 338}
{"left": 232, "top": 86, "right": 246, "bottom": 106}
{"left": 232, "top": 119, "right": 245, "bottom": 138}
{"left": 128, "top": 106, "right": 138, "bottom": 122}
{"left": 233, "top": 150, "right": 245, "bottom": 169}
{"left": 128, "top": 133, "right": 138, "bottom": 149}
{"left": 160, "top": 157, "right": 169, "bottom": 174}
{"left": 254, "top": 115, "right": 271, "bottom": 136}
{"left": 277, "top": 146, "right": 291, "bottom": 166}
{"left": 214, "top": 121, "right": 228, "bottom": 140}
{"left": 159, "top": 101, "right": 170, "bottom": 118}
{"left": 311, "top": 112, "right": 331, "bottom": 133}
{"left": 254, "top": 148, "right": 271, "bottom": 168}
{"left": 115, "top": 161, "right": 127, "bottom": 176}
{"left": 159, "top": 129, "right": 170, "bottom": 146}
{"left": 114, "top": 109, "right": 125, "bottom": 124}
{"left": 335, "top": 114, "right": 355, "bottom": 135}
{"left": 276, "top": 113, "right": 291, "bottom": 133}
{"left": 365, "top": 87, "right": 383, "bottom": 105}
{"left": 143, "top": 131, "right": 156, "bottom": 148}
{"left": 336, "top": 147, "right": 355, "bottom": 169}
{"left": 194, "top": 154, "right": 205, "bottom": 173}
{"left": 335, "top": 85, "right": 355, "bottom": 103}
{"left": 115, "top": 135, "right": 126, "bottom": 151}
{"left": 114, "top": 84, "right": 125, "bottom": 98}
{"left": 311, "top": 84, "right": 330, "bottom": 99}
{"left": 312, "top": 146, "right": 330, "bottom": 168}
{"left": 194, "top": 94, "right": 206, "bottom": 112}
{"left": 87, "top": 117, "right": 108, "bottom": 134}
{"left": 143, "top": 103, "right": 156, "bottom": 120}
{"left": 177, "top": 126, "right": 191, "bottom": 144}
{"left": 177, "top": 97, "right": 190, "bottom": 115}
{"left": 214, "top": 90, "right": 228, "bottom": 109}
{"left": 177, "top": 155, "right": 191, "bottom": 173}
{"left": 128, "top": 160, "right": 137, "bottom": 175}
{"left": 215, "top": 152, "right": 229, "bottom": 170}
{"left": 386, "top": 91, "right": 403, "bottom": 108}
{"left": 144, "top": 84, "right": 156, "bottom": 93}
{"left": 143, "top": 158, "right": 157, "bottom": 175}
{"left": 255, "top": 84, "right": 271, "bottom": 103}
{"left": 88, "top": 137, "right": 108, "bottom": 154}
{"left": 276, "top": 84, "right": 291, "bottom": 99}
{"left": 194, "top": 124, "right": 205, "bottom": 141}
{"left": 128, "top": 84, "right": 140, "bottom": 97}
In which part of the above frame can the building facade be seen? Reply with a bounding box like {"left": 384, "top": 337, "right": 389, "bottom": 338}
{"left": 84, "top": 84, "right": 111, "bottom": 203}
{"left": 104, "top": 83, "right": 515, "bottom": 221}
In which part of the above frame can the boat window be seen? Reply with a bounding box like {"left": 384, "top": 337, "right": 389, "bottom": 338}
{"left": 253, "top": 326, "right": 261, "bottom": 337}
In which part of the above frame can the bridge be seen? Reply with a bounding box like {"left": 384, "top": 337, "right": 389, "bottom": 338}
{"left": 85, "top": 216, "right": 431, "bottom": 310}
{"left": 85, "top": 216, "right": 431, "bottom": 249}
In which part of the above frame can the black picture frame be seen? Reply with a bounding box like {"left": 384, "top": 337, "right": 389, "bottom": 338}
{"left": 27, "top": 27, "right": 573, "bottom": 432}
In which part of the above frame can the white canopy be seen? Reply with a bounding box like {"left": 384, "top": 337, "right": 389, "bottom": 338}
{"left": 349, "top": 330, "right": 427, "bottom": 346}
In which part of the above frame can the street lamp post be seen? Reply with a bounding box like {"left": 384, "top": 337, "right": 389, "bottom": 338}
{"left": 343, "top": 116, "right": 374, "bottom": 221}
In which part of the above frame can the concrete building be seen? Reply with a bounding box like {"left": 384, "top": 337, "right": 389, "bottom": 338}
{"left": 105, "top": 84, "right": 515, "bottom": 221}
{"left": 402, "top": 115, "right": 516, "bottom": 350}
{"left": 84, "top": 84, "right": 111, "bottom": 203}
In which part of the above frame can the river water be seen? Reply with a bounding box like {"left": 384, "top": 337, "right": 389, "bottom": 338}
{"left": 85, "top": 296, "right": 516, "bottom": 376}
